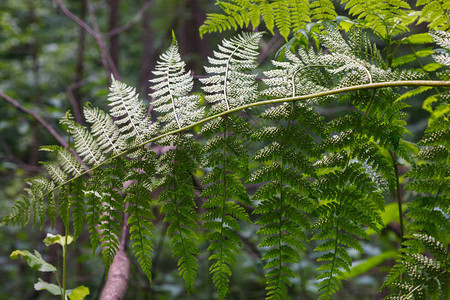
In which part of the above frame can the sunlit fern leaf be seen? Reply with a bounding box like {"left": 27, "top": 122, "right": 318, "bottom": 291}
{"left": 200, "top": 31, "right": 262, "bottom": 113}
{"left": 262, "top": 47, "right": 333, "bottom": 104}
{"left": 60, "top": 112, "right": 105, "bottom": 166}
{"left": 341, "top": 0, "right": 413, "bottom": 39}
{"left": 272, "top": 0, "right": 291, "bottom": 40}
{"left": 83, "top": 104, "right": 126, "bottom": 155}
{"left": 40, "top": 145, "right": 84, "bottom": 177}
{"left": 260, "top": 1, "right": 275, "bottom": 34}
{"left": 125, "top": 149, "right": 157, "bottom": 284}
{"left": 310, "top": 0, "right": 337, "bottom": 22}
{"left": 417, "top": 0, "right": 450, "bottom": 31}
{"left": 42, "top": 162, "right": 66, "bottom": 185}
{"left": 199, "top": 0, "right": 252, "bottom": 37}
{"left": 149, "top": 33, "right": 204, "bottom": 132}
{"left": 108, "top": 76, "right": 158, "bottom": 145}
{"left": 288, "top": 0, "right": 310, "bottom": 33}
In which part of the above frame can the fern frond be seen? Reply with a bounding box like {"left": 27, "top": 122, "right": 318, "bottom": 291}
{"left": 83, "top": 105, "right": 126, "bottom": 155}
{"left": 149, "top": 33, "right": 204, "bottom": 132}
{"left": 200, "top": 110, "right": 252, "bottom": 298}
{"left": 201, "top": 31, "right": 262, "bottom": 113}
{"left": 341, "top": 0, "right": 413, "bottom": 39}
{"left": 417, "top": 0, "right": 450, "bottom": 31}
{"left": 125, "top": 149, "right": 157, "bottom": 284}
{"left": 40, "top": 145, "right": 84, "bottom": 177}
{"left": 60, "top": 112, "right": 105, "bottom": 166}
{"left": 156, "top": 134, "right": 201, "bottom": 290}
{"left": 383, "top": 234, "right": 449, "bottom": 300}
{"left": 108, "top": 76, "right": 158, "bottom": 144}
{"left": 310, "top": 0, "right": 337, "bottom": 22}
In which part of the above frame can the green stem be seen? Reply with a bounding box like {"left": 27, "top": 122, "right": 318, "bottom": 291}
{"left": 28, "top": 80, "right": 450, "bottom": 206}
{"left": 390, "top": 150, "right": 404, "bottom": 242}
{"left": 62, "top": 132, "right": 72, "bottom": 300}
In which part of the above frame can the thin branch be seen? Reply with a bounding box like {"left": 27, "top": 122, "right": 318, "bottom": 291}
{"left": 0, "top": 91, "right": 68, "bottom": 148}
{"left": 86, "top": 0, "right": 120, "bottom": 80}
{"left": 107, "top": 0, "right": 152, "bottom": 37}
{"left": 52, "top": 0, "right": 97, "bottom": 38}
{"left": 53, "top": 0, "right": 120, "bottom": 81}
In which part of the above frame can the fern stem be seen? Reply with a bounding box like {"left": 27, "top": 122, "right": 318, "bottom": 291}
{"left": 30, "top": 80, "right": 450, "bottom": 204}
{"left": 62, "top": 132, "right": 72, "bottom": 300}
{"left": 223, "top": 46, "right": 240, "bottom": 110}
{"left": 390, "top": 150, "right": 404, "bottom": 242}
{"left": 167, "top": 74, "right": 181, "bottom": 128}
{"left": 220, "top": 115, "right": 228, "bottom": 279}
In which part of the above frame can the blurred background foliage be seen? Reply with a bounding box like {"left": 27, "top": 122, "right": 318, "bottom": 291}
{"left": 0, "top": 0, "right": 439, "bottom": 299}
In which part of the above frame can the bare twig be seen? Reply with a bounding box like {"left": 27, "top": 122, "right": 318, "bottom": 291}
{"left": 0, "top": 91, "right": 68, "bottom": 148}
{"left": 52, "top": 0, "right": 97, "bottom": 37}
{"left": 66, "top": 81, "right": 85, "bottom": 124}
{"left": 86, "top": 0, "right": 120, "bottom": 80}
{"left": 53, "top": 0, "right": 120, "bottom": 81}
{"left": 107, "top": 0, "right": 152, "bottom": 37}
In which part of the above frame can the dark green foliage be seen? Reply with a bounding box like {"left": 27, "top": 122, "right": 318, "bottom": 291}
{"left": 125, "top": 149, "right": 157, "bottom": 284}
{"left": 156, "top": 134, "right": 201, "bottom": 289}
{"left": 250, "top": 101, "right": 321, "bottom": 299}
{"left": 201, "top": 115, "right": 253, "bottom": 299}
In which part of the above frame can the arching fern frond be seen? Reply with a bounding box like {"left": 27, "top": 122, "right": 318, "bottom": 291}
{"left": 157, "top": 134, "right": 201, "bottom": 290}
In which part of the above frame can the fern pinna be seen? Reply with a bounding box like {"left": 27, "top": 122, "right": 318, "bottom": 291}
{"left": 149, "top": 34, "right": 203, "bottom": 289}
{"left": 199, "top": 32, "right": 262, "bottom": 298}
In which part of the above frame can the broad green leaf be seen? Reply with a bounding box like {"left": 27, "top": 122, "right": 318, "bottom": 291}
{"left": 10, "top": 250, "right": 56, "bottom": 272}
{"left": 396, "top": 86, "right": 432, "bottom": 102}
{"left": 392, "top": 54, "right": 416, "bottom": 67}
{"left": 339, "top": 250, "right": 398, "bottom": 280}
{"left": 44, "top": 233, "right": 73, "bottom": 247}
{"left": 415, "top": 48, "right": 434, "bottom": 57}
{"left": 423, "top": 62, "right": 442, "bottom": 71}
{"left": 423, "top": 95, "right": 439, "bottom": 113}
{"left": 34, "top": 278, "right": 62, "bottom": 295}
{"left": 68, "top": 286, "right": 90, "bottom": 300}
{"left": 405, "top": 33, "right": 434, "bottom": 44}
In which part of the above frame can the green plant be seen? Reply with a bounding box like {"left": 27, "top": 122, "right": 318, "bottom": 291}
{"left": 2, "top": 5, "right": 449, "bottom": 300}
{"left": 10, "top": 233, "right": 89, "bottom": 300}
